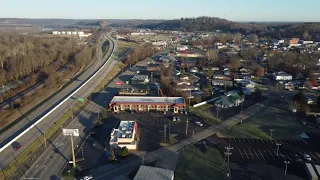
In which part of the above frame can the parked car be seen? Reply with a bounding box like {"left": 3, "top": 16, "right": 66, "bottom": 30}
{"left": 172, "top": 117, "right": 176, "bottom": 122}
{"left": 12, "top": 142, "right": 22, "bottom": 151}
{"left": 195, "top": 121, "right": 203, "bottom": 126}
{"left": 177, "top": 117, "right": 180, "bottom": 121}
{"left": 92, "top": 141, "right": 97, "bottom": 147}
{"left": 301, "top": 121, "right": 307, "bottom": 126}
{"left": 80, "top": 175, "right": 93, "bottom": 180}
{"left": 303, "top": 153, "right": 312, "bottom": 161}
{"left": 164, "top": 111, "right": 166, "bottom": 115}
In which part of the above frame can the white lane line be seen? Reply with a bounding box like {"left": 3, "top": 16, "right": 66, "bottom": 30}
{"left": 309, "top": 152, "right": 319, "bottom": 162}
{"left": 243, "top": 149, "right": 250, "bottom": 159}
{"left": 247, "top": 149, "right": 255, "bottom": 159}
{"left": 262, "top": 150, "right": 270, "bottom": 159}
{"left": 272, "top": 150, "right": 281, "bottom": 160}
{"left": 239, "top": 149, "right": 244, "bottom": 159}
{"left": 282, "top": 151, "right": 291, "bottom": 160}
{"left": 258, "top": 149, "right": 265, "bottom": 160}
{"left": 267, "top": 150, "right": 276, "bottom": 160}
{"left": 252, "top": 149, "right": 260, "bottom": 160}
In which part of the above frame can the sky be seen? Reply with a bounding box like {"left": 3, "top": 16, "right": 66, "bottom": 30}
{"left": 1, "top": 0, "right": 320, "bottom": 22}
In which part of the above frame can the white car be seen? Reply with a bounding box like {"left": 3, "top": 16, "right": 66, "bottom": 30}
{"left": 303, "top": 153, "right": 312, "bottom": 161}
{"left": 172, "top": 117, "right": 176, "bottom": 122}
{"left": 80, "top": 175, "right": 93, "bottom": 180}
{"left": 177, "top": 117, "right": 180, "bottom": 121}
{"left": 195, "top": 121, "right": 203, "bottom": 126}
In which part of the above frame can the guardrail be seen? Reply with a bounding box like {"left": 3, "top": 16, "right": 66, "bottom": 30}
{"left": 0, "top": 34, "right": 115, "bottom": 152}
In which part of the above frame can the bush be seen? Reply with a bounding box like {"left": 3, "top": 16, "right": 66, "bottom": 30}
{"left": 118, "top": 147, "right": 129, "bottom": 157}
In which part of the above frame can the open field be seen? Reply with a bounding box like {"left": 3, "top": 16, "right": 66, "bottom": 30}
{"left": 189, "top": 103, "right": 221, "bottom": 125}
{"left": 175, "top": 142, "right": 229, "bottom": 180}
{"left": 218, "top": 105, "right": 319, "bottom": 139}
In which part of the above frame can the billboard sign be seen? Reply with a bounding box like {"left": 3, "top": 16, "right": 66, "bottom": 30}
{"left": 62, "top": 129, "right": 79, "bottom": 137}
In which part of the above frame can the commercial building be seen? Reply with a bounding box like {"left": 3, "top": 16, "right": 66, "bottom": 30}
{"left": 109, "top": 121, "right": 138, "bottom": 150}
{"left": 215, "top": 91, "right": 244, "bottom": 108}
{"left": 131, "top": 74, "right": 150, "bottom": 84}
{"left": 109, "top": 96, "right": 186, "bottom": 113}
{"left": 134, "top": 165, "right": 174, "bottom": 180}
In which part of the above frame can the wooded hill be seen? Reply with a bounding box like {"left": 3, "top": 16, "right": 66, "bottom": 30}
{"left": 137, "top": 16, "right": 267, "bottom": 33}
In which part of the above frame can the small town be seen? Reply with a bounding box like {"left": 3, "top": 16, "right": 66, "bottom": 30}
{"left": 1, "top": 1, "right": 320, "bottom": 180}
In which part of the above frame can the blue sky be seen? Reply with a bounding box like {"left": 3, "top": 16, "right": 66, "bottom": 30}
{"left": 1, "top": 0, "right": 320, "bottom": 21}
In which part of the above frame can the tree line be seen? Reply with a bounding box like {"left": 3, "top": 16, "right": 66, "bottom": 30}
{"left": 123, "top": 44, "right": 158, "bottom": 65}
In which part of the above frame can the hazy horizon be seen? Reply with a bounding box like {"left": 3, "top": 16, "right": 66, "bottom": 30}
{"left": 1, "top": 0, "right": 320, "bottom": 22}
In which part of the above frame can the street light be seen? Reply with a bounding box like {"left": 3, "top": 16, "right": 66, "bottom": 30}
{"left": 269, "top": 129, "right": 274, "bottom": 139}
{"left": 284, "top": 161, "right": 290, "bottom": 175}
{"left": 276, "top": 143, "right": 281, "bottom": 156}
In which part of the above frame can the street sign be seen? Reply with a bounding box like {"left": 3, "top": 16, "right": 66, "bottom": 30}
{"left": 78, "top": 98, "right": 85, "bottom": 103}
{"left": 62, "top": 129, "right": 79, "bottom": 137}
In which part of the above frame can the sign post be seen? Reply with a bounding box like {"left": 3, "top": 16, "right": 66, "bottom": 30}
{"left": 62, "top": 129, "right": 79, "bottom": 167}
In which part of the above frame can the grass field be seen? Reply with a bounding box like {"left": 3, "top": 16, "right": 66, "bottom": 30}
{"left": 175, "top": 143, "right": 229, "bottom": 180}
{"left": 189, "top": 103, "right": 221, "bottom": 124}
{"left": 219, "top": 106, "right": 317, "bottom": 139}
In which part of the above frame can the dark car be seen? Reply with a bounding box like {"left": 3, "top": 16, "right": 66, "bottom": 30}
{"left": 12, "top": 142, "right": 22, "bottom": 150}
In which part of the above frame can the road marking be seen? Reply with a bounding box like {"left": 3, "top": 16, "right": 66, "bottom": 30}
{"left": 247, "top": 149, "right": 255, "bottom": 159}
{"left": 309, "top": 152, "right": 319, "bottom": 162}
{"left": 242, "top": 149, "right": 250, "bottom": 159}
{"left": 267, "top": 150, "right": 276, "bottom": 160}
{"left": 239, "top": 149, "right": 244, "bottom": 159}
{"left": 272, "top": 150, "right": 281, "bottom": 159}
{"left": 258, "top": 149, "right": 265, "bottom": 160}
{"left": 282, "top": 151, "right": 291, "bottom": 160}
{"left": 252, "top": 149, "right": 260, "bottom": 159}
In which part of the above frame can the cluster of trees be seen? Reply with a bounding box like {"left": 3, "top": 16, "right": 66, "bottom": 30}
{"left": 0, "top": 35, "right": 101, "bottom": 109}
{"left": 291, "top": 91, "right": 308, "bottom": 113}
{"left": 267, "top": 50, "right": 320, "bottom": 77}
{"left": 124, "top": 44, "right": 157, "bottom": 65}
{"left": 137, "top": 16, "right": 266, "bottom": 33}
{"left": 0, "top": 36, "right": 78, "bottom": 84}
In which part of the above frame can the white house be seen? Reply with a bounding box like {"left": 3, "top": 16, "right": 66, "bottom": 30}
{"left": 273, "top": 71, "right": 293, "bottom": 81}
{"left": 177, "top": 45, "right": 188, "bottom": 51}
{"left": 52, "top": 31, "right": 60, "bottom": 35}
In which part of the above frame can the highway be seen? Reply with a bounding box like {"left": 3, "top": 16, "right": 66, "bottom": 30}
{"left": 0, "top": 33, "right": 117, "bottom": 177}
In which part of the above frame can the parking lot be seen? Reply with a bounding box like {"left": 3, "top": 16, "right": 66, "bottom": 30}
{"left": 114, "top": 111, "right": 209, "bottom": 152}
{"left": 228, "top": 137, "right": 308, "bottom": 146}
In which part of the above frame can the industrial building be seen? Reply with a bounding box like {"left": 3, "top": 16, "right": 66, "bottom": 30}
{"left": 109, "top": 121, "right": 138, "bottom": 150}
{"left": 109, "top": 96, "right": 186, "bottom": 113}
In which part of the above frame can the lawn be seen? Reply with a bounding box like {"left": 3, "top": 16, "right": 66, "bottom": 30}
{"left": 175, "top": 143, "right": 229, "bottom": 180}
{"left": 189, "top": 103, "right": 221, "bottom": 124}
{"left": 219, "top": 106, "right": 317, "bottom": 139}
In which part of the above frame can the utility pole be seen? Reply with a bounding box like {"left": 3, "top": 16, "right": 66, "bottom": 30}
{"left": 44, "top": 132, "right": 47, "bottom": 148}
{"left": 70, "top": 136, "right": 76, "bottom": 167}
{"left": 168, "top": 122, "right": 171, "bottom": 143}
{"left": 163, "top": 124, "right": 167, "bottom": 143}
{"left": 284, "top": 161, "right": 290, "bottom": 175}
{"left": 222, "top": 144, "right": 233, "bottom": 175}
{"left": 276, "top": 143, "right": 281, "bottom": 156}
{"left": 217, "top": 107, "right": 219, "bottom": 118}
{"left": 189, "top": 90, "right": 191, "bottom": 106}
{"left": 270, "top": 129, "right": 274, "bottom": 139}
{"left": 71, "top": 106, "right": 73, "bottom": 121}
{"left": 185, "top": 118, "right": 189, "bottom": 137}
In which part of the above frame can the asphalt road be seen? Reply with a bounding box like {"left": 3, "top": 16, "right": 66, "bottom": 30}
{"left": 23, "top": 34, "right": 122, "bottom": 179}
{"left": 0, "top": 33, "right": 117, "bottom": 174}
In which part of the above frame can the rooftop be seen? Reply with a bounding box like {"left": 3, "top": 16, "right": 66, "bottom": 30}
{"left": 110, "top": 96, "right": 185, "bottom": 104}
{"left": 132, "top": 74, "right": 149, "bottom": 81}
{"left": 133, "top": 165, "right": 174, "bottom": 180}
{"left": 110, "top": 121, "right": 136, "bottom": 142}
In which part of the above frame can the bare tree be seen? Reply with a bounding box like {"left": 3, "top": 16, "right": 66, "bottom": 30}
{"left": 249, "top": 33, "right": 258, "bottom": 43}
{"left": 206, "top": 49, "right": 218, "bottom": 65}
{"left": 233, "top": 33, "right": 242, "bottom": 44}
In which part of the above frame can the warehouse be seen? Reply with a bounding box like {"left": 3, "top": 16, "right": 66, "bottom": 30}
{"left": 109, "top": 96, "right": 186, "bottom": 113}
